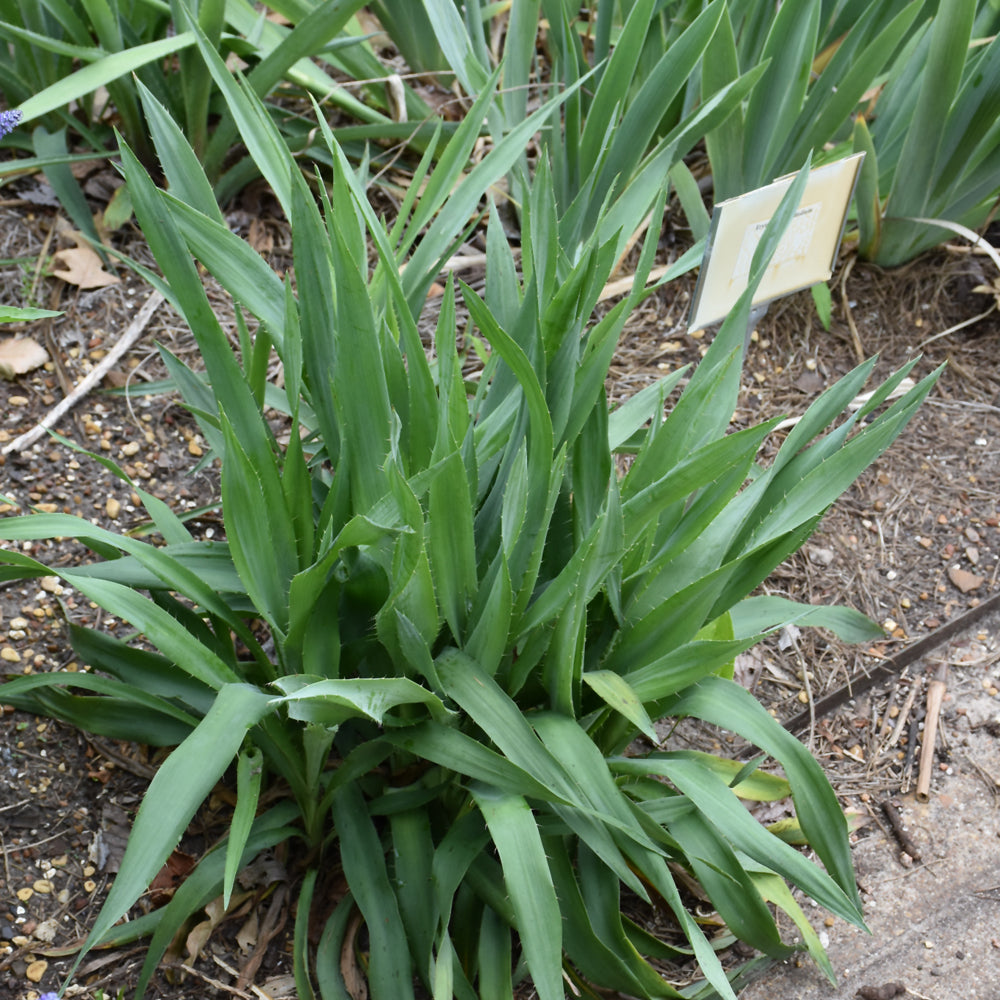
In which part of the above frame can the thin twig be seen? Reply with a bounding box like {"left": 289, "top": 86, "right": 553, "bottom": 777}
{"left": 791, "top": 631, "right": 817, "bottom": 752}
{"left": 28, "top": 219, "right": 56, "bottom": 305}
{"left": 85, "top": 735, "right": 157, "bottom": 779}
{"left": 0, "top": 830, "right": 11, "bottom": 892}
{"left": 960, "top": 752, "right": 1000, "bottom": 803}
{"left": 839, "top": 254, "right": 865, "bottom": 363}
{"left": 901, "top": 714, "right": 920, "bottom": 795}
{"left": 879, "top": 677, "right": 920, "bottom": 757}
{"left": 212, "top": 956, "right": 285, "bottom": 1000}
{"left": 873, "top": 858, "right": 946, "bottom": 885}
{"left": 598, "top": 262, "right": 675, "bottom": 303}
{"left": 917, "top": 303, "right": 996, "bottom": 348}
{"left": 1, "top": 290, "right": 163, "bottom": 456}
{"left": 181, "top": 963, "right": 254, "bottom": 999}
{"left": 878, "top": 675, "right": 903, "bottom": 741}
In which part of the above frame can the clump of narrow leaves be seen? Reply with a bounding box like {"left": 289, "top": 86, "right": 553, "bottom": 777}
{"left": 0, "top": 0, "right": 447, "bottom": 227}
{"left": 852, "top": 0, "right": 1000, "bottom": 266}
{"left": 702, "top": 0, "right": 922, "bottom": 202}
{"left": 0, "top": 68, "right": 940, "bottom": 1000}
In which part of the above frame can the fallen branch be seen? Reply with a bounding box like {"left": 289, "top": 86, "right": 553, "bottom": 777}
{"left": 1, "top": 290, "right": 163, "bottom": 457}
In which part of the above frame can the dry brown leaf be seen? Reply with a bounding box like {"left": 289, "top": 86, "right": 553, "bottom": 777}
{"left": 184, "top": 895, "right": 228, "bottom": 965}
{"left": 341, "top": 910, "right": 369, "bottom": 1000}
{"left": 948, "top": 566, "right": 984, "bottom": 594}
{"left": 248, "top": 217, "right": 274, "bottom": 254}
{"left": 259, "top": 974, "right": 298, "bottom": 999}
{"left": 69, "top": 158, "right": 102, "bottom": 180}
{"left": 50, "top": 231, "right": 120, "bottom": 289}
{"left": 149, "top": 848, "right": 197, "bottom": 906}
{"left": 51, "top": 246, "right": 120, "bottom": 288}
{"left": 236, "top": 909, "right": 259, "bottom": 954}
{"left": 733, "top": 647, "right": 768, "bottom": 690}
{"left": 0, "top": 337, "right": 49, "bottom": 379}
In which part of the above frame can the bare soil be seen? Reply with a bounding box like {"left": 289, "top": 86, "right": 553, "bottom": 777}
{"left": 1, "top": 177, "right": 999, "bottom": 1000}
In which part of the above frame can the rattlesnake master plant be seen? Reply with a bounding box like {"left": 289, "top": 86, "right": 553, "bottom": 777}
{"left": 0, "top": 63, "right": 941, "bottom": 1000}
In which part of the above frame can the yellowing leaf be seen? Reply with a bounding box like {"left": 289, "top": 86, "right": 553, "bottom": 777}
{"left": 102, "top": 182, "right": 134, "bottom": 231}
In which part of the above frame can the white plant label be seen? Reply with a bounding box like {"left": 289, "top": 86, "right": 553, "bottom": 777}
{"left": 732, "top": 202, "right": 821, "bottom": 284}
{"left": 688, "top": 153, "right": 863, "bottom": 332}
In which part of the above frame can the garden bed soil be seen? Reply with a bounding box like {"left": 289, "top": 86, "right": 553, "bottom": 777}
{"left": 1, "top": 189, "right": 999, "bottom": 1000}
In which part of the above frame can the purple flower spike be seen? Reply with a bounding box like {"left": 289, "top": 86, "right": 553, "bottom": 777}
{"left": 0, "top": 108, "right": 23, "bottom": 139}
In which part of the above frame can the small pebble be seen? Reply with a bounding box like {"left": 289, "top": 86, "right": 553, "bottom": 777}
{"left": 1, "top": 647, "right": 21, "bottom": 663}
{"left": 25, "top": 959, "right": 47, "bottom": 982}
{"left": 33, "top": 919, "right": 59, "bottom": 943}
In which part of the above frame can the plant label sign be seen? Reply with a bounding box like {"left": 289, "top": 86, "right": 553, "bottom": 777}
{"left": 688, "top": 153, "right": 864, "bottom": 331}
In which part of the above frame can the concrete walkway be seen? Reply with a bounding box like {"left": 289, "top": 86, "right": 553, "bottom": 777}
{"left": 740, "top": 615, "right": 1000, "bottom": 1000}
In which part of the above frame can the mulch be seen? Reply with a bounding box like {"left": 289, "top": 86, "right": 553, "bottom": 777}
{"left": 1, "top": 171, "right": 999, "bottom": 999}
